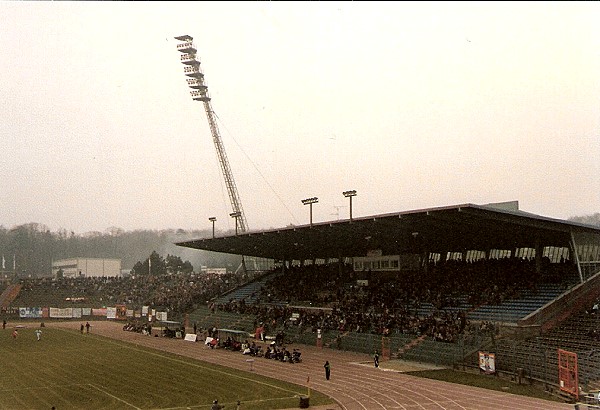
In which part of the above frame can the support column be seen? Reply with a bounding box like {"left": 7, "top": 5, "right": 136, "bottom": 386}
{"left": 439, "top": 250, "right": 448, "bottom": 265}
{"left": 569, "top": 231, "right": 584, "bottom": 283}
{"left": 535, "top": 234, "right": 543, "bottom": 277}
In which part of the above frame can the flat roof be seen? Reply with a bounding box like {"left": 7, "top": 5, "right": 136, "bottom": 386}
{"left": 176, "top": 203, "right": 600, "bottom": 261}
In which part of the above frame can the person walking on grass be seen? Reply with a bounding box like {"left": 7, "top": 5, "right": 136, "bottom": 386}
{"left": 324, "top": 360, "right": 331, "bottom": 380}
{"left": 35, "top": 329, "right": 42, "bottom": 341}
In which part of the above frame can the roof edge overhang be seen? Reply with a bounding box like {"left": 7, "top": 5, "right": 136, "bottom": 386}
{"left": 176, "top": 203, "right": 600, "bottom": 260}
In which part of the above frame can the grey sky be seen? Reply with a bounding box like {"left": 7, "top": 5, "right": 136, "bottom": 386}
{"left": 2, "top": 1, "right": 599, "bottom": 234}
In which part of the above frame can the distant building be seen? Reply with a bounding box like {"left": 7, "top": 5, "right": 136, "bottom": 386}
{"left": 200, "top": 266, "right": 227, "bottom": 275}
{"left": 52, "top": 258, "right": 122, "bottom": 278}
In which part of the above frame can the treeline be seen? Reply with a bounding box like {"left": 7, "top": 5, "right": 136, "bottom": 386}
{"left": 0, "top": 223, "right": 242, "bottom": 277}
{"left": 569, "top": 213, "right": 600, "bottom": 227}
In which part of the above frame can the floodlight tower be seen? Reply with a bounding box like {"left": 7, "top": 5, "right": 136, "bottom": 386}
{"left": 343, "top": 190, "right": 357, "bottom": 222}
{"left": 302, "top": 197, "right": 319, "bottom": 227}
{"left": 209, "top": 217, "right": 217, "bottom": 238}
{"left": 174, "top": 35, "right": 248, "bottom": 233}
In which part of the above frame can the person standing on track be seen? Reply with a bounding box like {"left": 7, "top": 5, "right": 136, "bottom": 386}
{"left": 324, "top": 360, "right": 331, "bottom": 380}
{"left": 374, "top": 351, "right": 380, "bottom": 368}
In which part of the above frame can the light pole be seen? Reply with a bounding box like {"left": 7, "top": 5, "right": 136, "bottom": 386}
{"left": 209, "top": 217, "right": 217, "bottom": 238}
{"left": 302, "top": 197, "right": 319, "bottom": 227}
{"left": 230, "top": 211, "right": 242, "bottom": 235}
{"left": 343, "top": 190, "right": 357, "bottom": 222}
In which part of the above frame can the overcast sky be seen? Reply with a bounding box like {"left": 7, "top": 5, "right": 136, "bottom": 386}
{"left": 1, "top": 1, "right": 599, "bottom": 234}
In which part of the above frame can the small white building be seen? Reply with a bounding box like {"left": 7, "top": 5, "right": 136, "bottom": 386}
{"left": 52, "top": 258, "right": 122, "bottom": 278}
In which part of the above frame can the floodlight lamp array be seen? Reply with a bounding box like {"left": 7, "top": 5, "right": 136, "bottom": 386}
{"left": 302, "top": 197, "right": 319, "bottom": 205}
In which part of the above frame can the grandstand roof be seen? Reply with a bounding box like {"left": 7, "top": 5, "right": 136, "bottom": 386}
{"left": 176, "top": 202, "right": 600, "bottom": 261}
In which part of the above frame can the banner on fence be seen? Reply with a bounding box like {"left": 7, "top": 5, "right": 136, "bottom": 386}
{"left": 115, "top": 305, "right": 127, "bottom": 320}
{"left": 19, "top": 307, "right": 42, "bottom": 318}
{"left": 106, "top": 307, "right": 117, "bottom": 319}
{"left": 71, "top": 307, "right": 82, "bottom": 318}
{"left": 479, "top": 351, "right": 496, "bottom": 374}
{"left": 92, "top": 308, "right": 107, "bottom": 316}
{"left": 50, "top": 307, "right": 74, "bottom": 318}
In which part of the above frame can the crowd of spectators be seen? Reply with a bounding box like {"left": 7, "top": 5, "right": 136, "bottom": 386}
{"left": 123, "top": 321, "right": 153, "bottom": 336}
{"left": 584, "top": 300, "right": 600, "bottom": 342}
{"left": 207, "top": 333, "right": 302, "bottom": 364}
{"left": 217, "top": 256, "right": 576, "bottom": 343}
{"left": 11, "top": 270, "right": 237, "bottom": 317}
{"left": 6, "top": 254, "right": 578, "bottom": 346}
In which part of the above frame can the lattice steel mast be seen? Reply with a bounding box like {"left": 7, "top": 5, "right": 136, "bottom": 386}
{"left": 174, "top": 35, "right": 248, "bottom": 233}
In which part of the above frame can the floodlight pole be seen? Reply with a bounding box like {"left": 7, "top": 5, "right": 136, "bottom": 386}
{"left": 209, "top": 217, "right": 217, "bottom": 239}
{"left": 302, "top": 197, "right": 319, "bottom": 227}
{"left": 174, "top": 34, "right": 248, "bottom": 233}
{"left": 343, "top": 190, "right": 357, "bottom": 222}
{"left": 230, "top": 212, "right": 241, "bottom": 236}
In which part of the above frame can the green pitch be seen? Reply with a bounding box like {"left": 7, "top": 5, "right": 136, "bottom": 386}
{"left": 0, "top": 326, "right": 332, "bottom": 409}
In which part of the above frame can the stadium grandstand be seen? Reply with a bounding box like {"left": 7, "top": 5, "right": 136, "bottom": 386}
{"left": 3, "top": 200, "right": 600, "bottom": 404}
{"left": 176, "top": 200, "right": 600, "bottom": 402}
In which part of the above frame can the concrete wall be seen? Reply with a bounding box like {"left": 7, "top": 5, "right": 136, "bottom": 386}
{"left": 518, "top": 270, "right": 600, "bottom": 333}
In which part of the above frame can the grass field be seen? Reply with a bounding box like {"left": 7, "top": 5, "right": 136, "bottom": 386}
{"left": 0, "top": 325, "right": 333, "bottom": 410}
{"left": 407, "top": 368, "right": 565, "bottom": 403}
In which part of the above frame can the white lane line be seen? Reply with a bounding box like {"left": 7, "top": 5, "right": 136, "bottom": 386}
{"left": 88, "top": 383, "right": 141, "bottom": 409}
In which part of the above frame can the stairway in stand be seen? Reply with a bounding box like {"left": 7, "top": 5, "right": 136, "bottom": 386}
{"left": 394, "top": 334, "right": 427, "bottom": 359}
{"left": 0, "top": 283, "right": 22, "bottom": 308}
